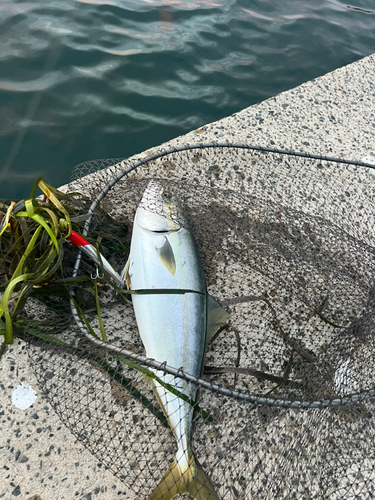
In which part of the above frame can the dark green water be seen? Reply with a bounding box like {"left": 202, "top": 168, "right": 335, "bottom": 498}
{"left": 1, "top": 0, "right": 374, "bottom": 199}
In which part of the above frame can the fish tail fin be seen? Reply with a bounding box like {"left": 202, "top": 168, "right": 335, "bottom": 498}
{"left": 148, "top": 455, "right": 219, "bottom": 500}
{"left": 187, "top": 462, "right": 220, "bottom": 500}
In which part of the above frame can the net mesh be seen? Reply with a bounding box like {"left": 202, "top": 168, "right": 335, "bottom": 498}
{"left": 18, "top": 144, "right": 375, "bottom": 498}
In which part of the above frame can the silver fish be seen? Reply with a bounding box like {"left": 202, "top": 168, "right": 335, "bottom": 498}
{"left": 123, "top": 180, "right": 228, "bottom": 500}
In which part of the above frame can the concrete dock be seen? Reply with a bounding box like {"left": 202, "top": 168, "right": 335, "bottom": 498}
{"left": 1, "top": 53, "right": 375, "bottom": 500}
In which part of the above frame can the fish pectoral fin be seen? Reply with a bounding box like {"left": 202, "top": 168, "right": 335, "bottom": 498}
{"left": 206, "top": 295, "right": 229, "bottom": 343}
{"left": 156, "top": 237, "right": 176, "bottom": 275}
{"left": 148, "top": 455, "right": 219, "bottom": 500}
{"left": 121, "top": 257, "right": 131, "bottom": 289}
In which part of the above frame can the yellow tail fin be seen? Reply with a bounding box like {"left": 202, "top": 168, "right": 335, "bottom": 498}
{"left": 148, "top": 455, "right": 220, "bottom": 500}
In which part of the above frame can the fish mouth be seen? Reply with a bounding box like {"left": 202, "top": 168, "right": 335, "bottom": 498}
{"left": 136, "top": 180, "right": 185, "bottom": 232}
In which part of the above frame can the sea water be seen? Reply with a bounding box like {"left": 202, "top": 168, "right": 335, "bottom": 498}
{"left": 0, "top": 0, "right": 374, "bottom": 199}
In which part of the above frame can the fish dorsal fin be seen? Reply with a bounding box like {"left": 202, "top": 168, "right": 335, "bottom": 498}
{"left": 156, "top": 236, "right": 176, "bottom": 276}
{"left": 121, "top": 258, "right": 131, "bottom": 288}
{"left": 206, "top": 295, "right": 229, "bottom": 342}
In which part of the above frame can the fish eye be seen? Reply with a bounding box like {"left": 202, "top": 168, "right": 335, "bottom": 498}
{"left": 161, "top": 187, "right": 171, "bottom": 201}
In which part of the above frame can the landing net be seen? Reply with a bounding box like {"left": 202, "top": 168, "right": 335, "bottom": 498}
{"left": 17, "top": 144, "right": 375, "bottom": 498}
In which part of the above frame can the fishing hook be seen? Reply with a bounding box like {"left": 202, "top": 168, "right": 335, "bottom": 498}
{"left": 91, "top": 266, "right": 104, "bottom": 280}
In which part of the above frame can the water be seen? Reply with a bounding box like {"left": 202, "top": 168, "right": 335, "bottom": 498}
{"left": 0, "top": 0, "right": 374, "bottom": 200}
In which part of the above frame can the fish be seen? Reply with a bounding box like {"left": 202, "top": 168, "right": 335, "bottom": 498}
{"left": 123, "top": 180, "right": 228, "bottom": 500}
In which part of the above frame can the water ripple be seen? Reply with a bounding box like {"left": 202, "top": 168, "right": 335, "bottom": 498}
{"left": 0, "top": 71, "right": 66, "bottom": 93}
